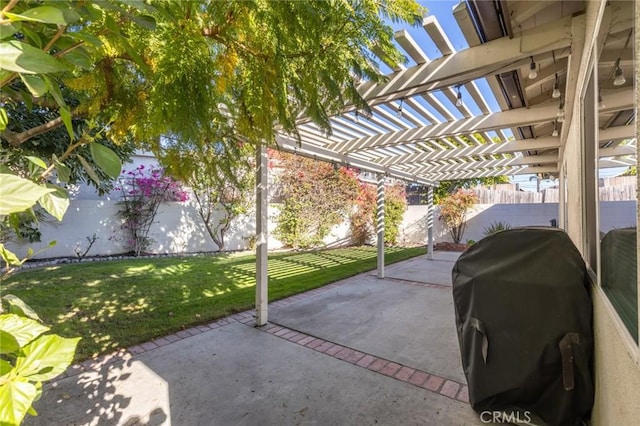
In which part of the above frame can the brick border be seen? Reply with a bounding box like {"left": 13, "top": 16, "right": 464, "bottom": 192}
{"left": 57, "top": 282, "right": 350, "bottom": 379}
{"left": 57, "top": 312, "right": 255, "bottom": 380}
{"left": 258, "top": 322, "right": 469, "bottom": 404}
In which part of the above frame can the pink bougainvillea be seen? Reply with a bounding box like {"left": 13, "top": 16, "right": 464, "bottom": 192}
{"left": 116, "top": 166, "right": 189, "bottom": 255}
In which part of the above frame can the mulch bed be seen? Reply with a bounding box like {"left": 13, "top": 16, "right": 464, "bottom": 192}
{"left": 434, "top": 242, "right": 470, "bottom": 252}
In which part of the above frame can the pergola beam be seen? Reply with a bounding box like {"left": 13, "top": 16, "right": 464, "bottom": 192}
{"left": 275, "top": 135, "right": 436, "bottom": 186}
{"left": 357, "top": 15, "right": 578, "bottom": 106}
{"left": 405, "top": 154, "right": 559, "bottom": 176}
{"left": 325, "top": 89, "right": 633, "bottom": 155}
{"left": 412, "top": 143, "right": 635, "bottom": 181}
{"left": 377, "top": 124, "right": 634, "bottom": 168}
{"left": 327, "top": 102, "right": 561, "bottom": 153}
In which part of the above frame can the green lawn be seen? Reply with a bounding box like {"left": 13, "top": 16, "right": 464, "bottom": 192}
{"left": 3, "top": 246, "right": 426, "bottom": 361}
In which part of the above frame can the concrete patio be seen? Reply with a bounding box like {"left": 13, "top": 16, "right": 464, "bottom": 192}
{"left": 27, "top": 251, "right": 487, "bottom": 426}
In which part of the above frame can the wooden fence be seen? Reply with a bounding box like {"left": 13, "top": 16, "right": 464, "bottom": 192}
{"left": 472, "top": 182, "right": 636, "bottom": 204}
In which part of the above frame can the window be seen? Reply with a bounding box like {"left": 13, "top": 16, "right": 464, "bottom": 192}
{"left": 595, "top": 29, "right": 638, "bottom": 343}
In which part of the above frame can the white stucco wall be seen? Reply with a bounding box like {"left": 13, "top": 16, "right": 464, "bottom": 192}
{"left": 6, "top": 199, "right": 254, "bottom": 259}
{"left": 8, "top": 200, "right": 636, "bottom": 259}
{"left": 400, "top": 202, "right": 634, "bottom": 246}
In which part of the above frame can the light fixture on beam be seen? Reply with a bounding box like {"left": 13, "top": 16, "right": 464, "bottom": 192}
{"left": 552, "top": 121, "right": 558, "bottom": 137}
{"left": 552, "top": 74, "right": 561, "bottom": 99}
{"left": 598, "top": 93, "right": 605, "bottom": 110}
{"left": 397, "top": 99, "right": 403, "bottom": 118}
{"left": 354, "top": 110, "right": 359, "bottom": 123}
{"left": 455, "top": 86, "right": 463, "bottom": 107}
{"left": 557, "top": 99, "right": 565, "bottom": 123}
{"left": 613, "top": 58, "right": 625, "bottom": 86}
{"left": 528, "top": 57, "right": 537, "bottom": 80}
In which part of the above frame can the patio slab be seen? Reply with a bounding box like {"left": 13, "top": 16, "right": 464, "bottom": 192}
{"left": 26, "top": 251, "right": 486, "bottom": 425}
{"left": 383, "top": 251, "right": 461, "bottom": 285}
{"left": 270, "top": 253, "right": 465, "bottom": 382}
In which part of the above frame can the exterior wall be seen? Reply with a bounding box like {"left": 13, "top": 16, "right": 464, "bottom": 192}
{"left": 560, "top": 3, "right": 640, "bottom": 425}
{"left": 9, "top": 200, "right": 636, "bottom": 259}
{"left": 562, "top": 122, "right": 585, "bottom": 254}
{"left": 6, "top": 200, "right": 253, "bottom": 259}
{"left": 6, "top": 199, "right": 352, "bottom": 259}
{"left": 400, "top": 202, "right": 634, "bottom": 246}
{"left": 591, "top": 289, "right": 640, "bottom": 425}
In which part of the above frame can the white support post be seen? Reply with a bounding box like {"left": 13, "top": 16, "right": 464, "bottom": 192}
{"left": 255, "top": 142, "right": 269, "bottom": 326}
{"left": 427, "top": 186, "right": 434, "bottom": 260}
{"left": 376, "top": 174, "right": 385, "bottom": 279}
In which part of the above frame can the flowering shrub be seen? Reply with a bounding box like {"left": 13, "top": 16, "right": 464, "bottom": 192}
{"left": 273, "top": 153, "right": 359, "bottom": 249}
{"left": 438, "top": 189, "right": 478, "bottom": 244}
{"left": 350, "top": 182, "right": 407, "bottom": 245}
{"left": 116, "top": 165, "right": 189, "bottom": 255}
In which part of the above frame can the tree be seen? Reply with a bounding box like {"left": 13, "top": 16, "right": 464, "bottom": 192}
{"left": 0, "top": 1, "right": 426, "bottom": 421}
{"left": 2, "top": 1, "right": 426, "bottom": 157}
{"left": 162, "top": 140, "right": 255, "bottom": 252}
{"left": 435, "top": 177, "right": 509, "bottom": 204}
{"left": 438, "top": 189, "right": 478, "bottom": 244}
{"left": 3, "top": 97, "right": 136, "bottom": 195}
{"left": 273, "top": 152, "right": 360, "bottom": 249}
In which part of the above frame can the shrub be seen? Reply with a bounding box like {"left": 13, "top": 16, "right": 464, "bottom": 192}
{"left": 350, "top": 182, "right": 407, "bottom": 246}
{"left": 483, "top": 221, "right": 512, "bottom": 237}
{"left": 438, "top": 189, "right": 478, "bottom": 244}
{"left": 273, "top": 154, "right": 359, "bottom": 249}
{"left": 116, "top": 165, "right": 189, "bottom": 256}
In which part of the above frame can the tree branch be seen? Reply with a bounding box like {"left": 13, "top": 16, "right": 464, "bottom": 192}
{"left": 0, "top": 0, "right": 18, "bottom": 18}
{"left": 1, "top": 116, "right": 65, "bottom": 147}
{"left": 44, "top": 25, "right": 66, "bottom": 52}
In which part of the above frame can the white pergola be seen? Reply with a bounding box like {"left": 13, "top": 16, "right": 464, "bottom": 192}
{"left": 255, "top": 0, "right": 636, "bottom": 325}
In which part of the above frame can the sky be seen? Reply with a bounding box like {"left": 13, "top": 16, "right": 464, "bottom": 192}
{"left": 384, "top": 0, "right": 628, "bottom": 192}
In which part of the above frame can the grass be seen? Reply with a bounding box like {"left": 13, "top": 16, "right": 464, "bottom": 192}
{"left": 3, "top": 246, "right": 426, "bottom": 361}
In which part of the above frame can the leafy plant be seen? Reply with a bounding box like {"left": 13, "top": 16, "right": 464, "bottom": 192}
{"left": 467, "top": 239, "right": 476, "bottom": 246}
{"left": 0, "top": 171, "right": 88, "bottom": 425}
{"left": 438, "top": 189, "right": 478, "bottom": 244}
{"left": 116, "top": 166, "right": 188, "bottom": 256}
{"left": 483, "top": 221, "right": 512, "bottom": 237}
{"left": 0, "top": 305, "right": 79, "bottom": 426}
{"left": 162, "top": 140, "right": 254, "bottom": 252}
{"left": 350, "top": 182, "right": 407, "bottom": 246}
{"left": 273, "top": 152, "right": 360, "bottom": 249}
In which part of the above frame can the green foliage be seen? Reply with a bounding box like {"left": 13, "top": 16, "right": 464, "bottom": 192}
{"left": 483, "top": 221, "right": 512, "bottom": 237}
{"left": 383, "top": 184, "right": 408, "bottom": 245}
{"left": 274, "top": 152, "right": 360, "bottom": 249}
{"left": 350, "top": 182, "right": 407, "bottom": 246}
{"left": 438, "top": 189, "right": 478, "bottom": 244}
{"left": 161, "top": 139, "right": 255, "bottom": 252}
{"left": 434, "top": 176, "right": 509, "bottom": 204}
{"left": 2, "top": 96, "right": 135, "bottom": 196}
{"left": 0, "top": 312, "right": 80, "bottom": 426}
{"left": 621, "top": 166, "right": 636, "bottom": 176}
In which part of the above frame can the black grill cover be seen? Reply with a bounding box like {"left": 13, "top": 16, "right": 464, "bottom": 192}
{"left": 452, "top": 227, "right": 594, "bottom": 426}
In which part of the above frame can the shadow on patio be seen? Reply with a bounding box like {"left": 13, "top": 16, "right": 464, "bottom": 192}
{"left": 27, "top": 251, "right": 490, "bottom": 425}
